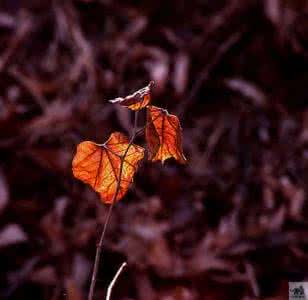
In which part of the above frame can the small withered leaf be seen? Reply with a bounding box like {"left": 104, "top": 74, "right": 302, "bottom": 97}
{"left": 72, "top": 132, "right": 145, "bottom": 204}
{"left": 146, "top": 106, "right": 187, "bottom": 164}
{"left": 109, "top": 81, "right": 154, "bottom": 111}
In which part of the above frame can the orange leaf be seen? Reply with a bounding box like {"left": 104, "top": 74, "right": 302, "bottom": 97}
{"left": 146, "top": 106, "right": 187, "bottom": 164}
{"left": 109, "top": 81, "right": 154, "bottom": 111}
{"left": 72, "top": 132, "right": 144, "bottom": 204}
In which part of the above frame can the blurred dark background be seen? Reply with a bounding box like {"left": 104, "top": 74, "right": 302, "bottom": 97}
{"left": 0, "top": 0, "right": 308, "bottom": 299}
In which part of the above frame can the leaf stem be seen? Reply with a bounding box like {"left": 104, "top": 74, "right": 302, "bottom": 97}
{"left": 88, "top": 111, "right": 139, "bottom": 300}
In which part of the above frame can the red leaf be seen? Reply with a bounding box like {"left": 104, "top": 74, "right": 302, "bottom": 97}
{"left": 109, "top": 82, "right": 154, "bottom": 111}
{"left": 72, "top": 132, "right": 145, "bottom": 204}
{"left": 146, "top": 106, "right": 187, "bottom": 164}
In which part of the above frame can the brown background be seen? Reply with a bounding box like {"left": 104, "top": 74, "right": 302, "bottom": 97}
{"left": 0, "top": 0, "right": 308, "bottom": 299}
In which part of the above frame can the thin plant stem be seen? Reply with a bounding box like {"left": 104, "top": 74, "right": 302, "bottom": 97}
{"left": 88, "top": 204, "right": 113, "bottom": 300}
{"left": 94, "top": 109, "right": 160, "bottom": 150}
{"left": 106, "top": 262, "right": 127, "bottom": 300}
{"left": 88, "top": 111, "right": 139, "bottom": 300}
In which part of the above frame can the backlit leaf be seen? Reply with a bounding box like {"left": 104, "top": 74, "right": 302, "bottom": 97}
{"left": 146, "top": 106, "right": 187, "bottom": 164}
{"left": 72, "top": 132, "right": 144, "bottom": 204}
{"left": 109, "top": 81, "right": 154, "bottom": 111}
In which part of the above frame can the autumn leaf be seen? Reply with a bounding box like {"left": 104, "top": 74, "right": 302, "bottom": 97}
{"left": 109, "top": 81, "right": 154, "bottom": 111}
{"left": 72, "top": 132, "right": 145, "bottom": 204}
{"left": 146, "top": 106, "right": 187, "bottom": 164}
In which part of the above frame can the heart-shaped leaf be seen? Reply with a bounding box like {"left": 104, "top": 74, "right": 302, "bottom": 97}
{"left": 72, "top": 132, "right": 145, "bottom": 204}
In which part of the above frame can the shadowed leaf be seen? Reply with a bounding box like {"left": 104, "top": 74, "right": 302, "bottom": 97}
{"left": 146, "top": 106, "right": 187, "bottom": 164}
{"left": 72, "top": 132, "right": 145, "bottom": 204}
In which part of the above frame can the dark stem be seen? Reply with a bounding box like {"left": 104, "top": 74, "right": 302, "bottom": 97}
{"left": 88, "top": 203, "right": 113, "bottom": 300}
{"left": 88, "top": 111, "right": 139, "bottom": 300}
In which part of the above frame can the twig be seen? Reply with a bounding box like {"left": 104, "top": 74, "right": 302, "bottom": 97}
{"left": 88, "top": 203, "right": 114, "bottom": 300}
{"left": 0, "top": 12, "right": 32, "bottom": 72}
{"left": 245, "top": 261, "right": 259, "bottom": 297}
{"left": 106, "top": 262, "right": 127, "bottom": 300}
{"left": 176, "top": 31, "right": 244, "bottom": 118}
{"left": 8, "top": 67, "right": 48, "bottom": 110}
{"left": 88, "top": 111, "right": 139, "bottom": 300}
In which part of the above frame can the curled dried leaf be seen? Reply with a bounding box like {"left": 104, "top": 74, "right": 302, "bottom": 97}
{"left": 72, "top": 132, "right": 145, "bottom": 204}
{"left": 109, "top": 81, "right": 154, "bottom": 111}
{"left": 146, "top": 106, "right": 187, "bottom": 164}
